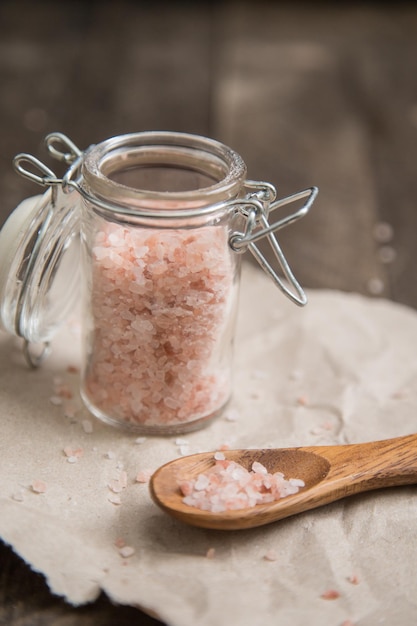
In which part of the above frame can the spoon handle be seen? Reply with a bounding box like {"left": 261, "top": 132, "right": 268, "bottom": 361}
{"left": 310, "top": 433, "right": 417, "bottom": 495}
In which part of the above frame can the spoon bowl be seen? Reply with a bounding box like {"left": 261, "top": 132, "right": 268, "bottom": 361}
{"left": 149, "top": 434, "right": 417, "bottom": 530}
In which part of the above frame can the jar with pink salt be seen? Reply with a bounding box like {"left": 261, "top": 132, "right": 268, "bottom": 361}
{"left": 1, "top": 131, "right": 318, "bottom": 434}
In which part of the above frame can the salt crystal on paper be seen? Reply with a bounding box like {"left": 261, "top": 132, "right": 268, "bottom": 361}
{"left": 135, "top": 437, "right": 147, "bottom": 445}
{"left": 31, "top": 480, "right": 47, "bottom": 494}
{"left": 82, "top": 419, "right": 93, "bottom": 434}
{"left": 224, "top": 408, "right": 240, "bottom": 422}
{"left": 119, "top": 546, "right": 135, "bottom": 558}
{"left": 320, "top": 589, "right": 340, "bottom": 600}
{"left": 49, "top": 396, "right": 63, "bottom": 406}
{"left": 136, "top": 469, "right": 153, "bottom": 483}
{"left": 108, "top": 494, "right": 122, "bottom": 505}
{"left": 213, "top": 451, "right": 225, "bottom": 461}
{"left": 263, "top": 550, "right": 278, "bottom": 562}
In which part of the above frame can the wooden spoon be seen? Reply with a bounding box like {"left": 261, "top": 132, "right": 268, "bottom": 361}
{"left": 149, "top": 434, "right": 417, "bottom": 530}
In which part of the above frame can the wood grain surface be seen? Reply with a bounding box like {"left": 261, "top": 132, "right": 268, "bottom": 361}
{"left": 1, "top": 1, "right": 417, "bottom": 623}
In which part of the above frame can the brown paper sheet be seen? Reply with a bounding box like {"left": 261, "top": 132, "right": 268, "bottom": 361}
{"left": 1, "top": 262, "right": 417, "bottom": 625}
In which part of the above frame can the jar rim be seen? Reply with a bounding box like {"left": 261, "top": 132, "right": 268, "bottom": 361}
{"left": 81, "top": 131, "right": 247, "bottom": 214}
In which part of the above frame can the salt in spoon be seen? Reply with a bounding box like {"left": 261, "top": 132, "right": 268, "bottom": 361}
{"left": 149, "top": 434, "right": 417, "bottom": 530}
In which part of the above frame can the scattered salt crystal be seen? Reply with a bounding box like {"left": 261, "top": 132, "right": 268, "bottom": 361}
{"left": 49, "top": 396, "right": 63, "bottom": 406}
{"left": 63, "top": 446, "right": 84, "bottom": 458}
{"left": 11, "top": 491, "right": 24, "bottom": 502}
{"left": 178, "top": 444, "right": 190, "bottom": 456}
{"left": 320, "top": 589, "right": 340, "bottom": 600}
{"left": 224, "top": 408, "right": 240, "bottom": 422}
{"left": 67, "top": 456, "right": 78, "bottom": 464}
{"left": 116, "top": 461, "right": 124, "bottom": 470}
{"left": 105, "top": 451, "right": 115, "bottom": 460}
{"left": 31, "top": 480, "right": 47, "bottom": 494}
{"left": 373, "top": 221, "right": 394, "bottom": 243}
{"left": 263, "top": 549, "right": 278, "bottom": 562}
{"left": 119, "top": 545, "right": 135, "bottom": 558}
{"left": 135, "top": 437, "right": 147, "bottom": 445}
{"left": 205, "top": 548, "right": 216, "bottom": 559}
{"left": 108, "top": 493, "right": 122, "bottom": 505}
{"left": 82, "top": 419, "right": 93, "bottom": 434}
{"left": 175, "top": 438, "right": 189, "bottom": 445}
{"left": 367, "top": 277, "right": 384, "bottom": 295}
{"left": 136, "top": 469, "right": 153, "bottom": 483}
{"left": 213, "top": 451, "right": 226, "bottom": 461}
{"left": 347, "top": 573, "right": 359, "bottom": 585}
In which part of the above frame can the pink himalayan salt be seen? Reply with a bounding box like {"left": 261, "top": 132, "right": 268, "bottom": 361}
{"left": 31, "top": 479, "right": 47, "bottom": 494}
{"left": 180, "top": 457, "right": 305, "bottom": 513}
{"left": 84, "top": 223, "right": 236, "bottom": 428}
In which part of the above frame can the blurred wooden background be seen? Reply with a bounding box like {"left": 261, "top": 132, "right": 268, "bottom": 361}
{"left": 1, "top": 1, "right": 417, "bottom": 624}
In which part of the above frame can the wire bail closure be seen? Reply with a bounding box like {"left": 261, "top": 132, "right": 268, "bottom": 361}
{"left": 13, "top": 133, "right": 317, "bottom": 329}
{"left": 231, "top": 182, "right": 318, "bottom": 306}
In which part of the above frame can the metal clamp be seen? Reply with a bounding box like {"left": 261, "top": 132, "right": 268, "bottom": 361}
{"left": 230, "top": 184, "right": 318, "bottom": 306}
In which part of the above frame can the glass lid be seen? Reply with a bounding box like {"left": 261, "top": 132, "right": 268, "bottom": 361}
{"left": 0, "top": 187, "right": 80, "bottom": 364}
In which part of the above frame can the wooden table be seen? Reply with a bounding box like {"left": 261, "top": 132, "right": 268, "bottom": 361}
{"left": 1, "top": 1, "right": 417, "bottom": 623}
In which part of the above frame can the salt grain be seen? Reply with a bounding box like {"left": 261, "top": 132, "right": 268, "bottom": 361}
{"left": 347, "top": 573, "right": 359, "bottom": 585}
{"left": 136, "top": 469, "right": 153, "bottom": 483}
{"left": 263, "top": 549, "right": 278, "bottom": 562}
{"left": 178, "top": 444, "right": 190, "bottom": 456}
{"left": 119, "top": 545, "right": 135, "bottom": 558}
{"left": 320, "top": 589, "right": 340, "bottom": 600}
{"left": 224, "top": 408, "right": 240, "bottom": 422}
{"left": 49, "top": 396, "right": 63, "bottom": 406}
{"left": 82, "top": 419, "right": 93, "bottom": 434}
{"left": 108, "top": 494, "right": 122, "bottom": 505}
{"left": 31, "top": 480, "right": 47, "bottom": 494}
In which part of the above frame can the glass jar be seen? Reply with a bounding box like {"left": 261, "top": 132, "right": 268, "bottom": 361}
{"left": 80, "top": 132, "right": 246, "bottom": 434}
{"left": 2, "top": 131, "right": 318, "bottom": 435}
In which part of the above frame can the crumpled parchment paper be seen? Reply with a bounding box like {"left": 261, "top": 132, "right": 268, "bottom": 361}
{"left": 1, "top": 261, "right": 417, "bottom": 626}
